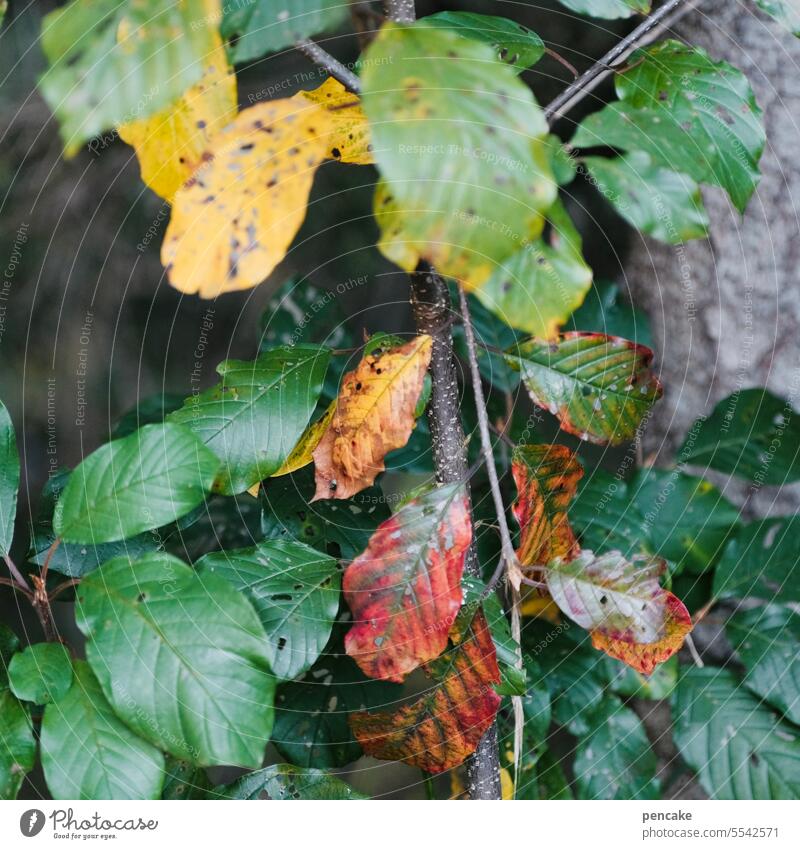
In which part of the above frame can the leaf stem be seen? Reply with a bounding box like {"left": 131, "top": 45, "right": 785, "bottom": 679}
{"left": 295, "top": 38, "right": 362, "bottom": 94}
{"left": 423, "top": 772, "right": 436, "bottom": 800}
{"left": 0, "top": 576, "right": 34, "bottom": 602}
{"left": 544, "top": 0, "right": 699, "bottom": 127}
{"left": 3, "top": 553, "right": 32, "bottom": 592}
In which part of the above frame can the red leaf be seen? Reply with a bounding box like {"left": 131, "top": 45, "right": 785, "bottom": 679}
{"left": 511, "top": 444, "right": 583, "bottom": 588}
{"left": 350, "top": 611, "right": 501, "bottom": 773}
{"left": 545, "top": 550, "right": 692, "bottom": 674}
{"left": 344, "top": 484, "right": 471, "bottom": 682}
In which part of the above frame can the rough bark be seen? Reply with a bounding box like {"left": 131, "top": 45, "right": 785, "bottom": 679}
{"left": 410, "top": 264, "right": 503, "bottom": 800}
{"left": 624, "top": 3, "right": 800, "bottom": 514}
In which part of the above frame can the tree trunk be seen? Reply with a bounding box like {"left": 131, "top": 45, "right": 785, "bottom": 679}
{"left": 624, "top": 2, "right": 800, "bottom": 514}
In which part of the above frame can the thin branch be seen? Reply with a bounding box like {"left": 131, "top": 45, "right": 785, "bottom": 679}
{"left": 50, "top": 578, "right": 80, "bottom": 602}
{"left": 3, "top": 554, "right": 31, "bottom": 592}
{"left": 544, "top": 47, "right": 579, "bottom": 80}
{"left": 544, "top": 0, "right": 698, "bottom": 126}
{"left": 0, "top": 576, "right": 34, "bottom": 602}
{"left": 296, "top": 39, "right": 362, "bottom": 93}
{"left": 40, "top": 537, "right": 61, "bottom": 586}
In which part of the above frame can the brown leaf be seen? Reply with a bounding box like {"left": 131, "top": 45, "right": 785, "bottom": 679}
{"left": 350, "top": 611, "right": 501, "bottom": 773}
{"left": 313, "top": 336, "right": 432, "bottom": 500}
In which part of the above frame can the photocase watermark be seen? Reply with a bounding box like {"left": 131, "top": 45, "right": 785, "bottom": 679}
{"left": 1, "top": 221, "right": 27, "bottom": 346}
{"left": 75, "top": 310, "right": 94, "bottom": 428}
{"left": 19, "top": 807, "right": 159, "bottom": 837}
{"left": 189, "top": 306, "right": 216, "bottom": 398}
{"left": 137, "top": 201, "right": 170, "bottom": 252}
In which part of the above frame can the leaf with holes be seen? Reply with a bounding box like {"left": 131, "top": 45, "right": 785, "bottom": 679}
{"left": 313, "top": 336, "right": 432, "bottom": 501}
{"left": 344, "top": 483, "right": 470, "bottom": 682}
{"left": 673, "top": 666, "right": 800, "bottom": 799}
{"left": 512, "top": 444, "right": 583, "bottom": 588}
{"left": 555, "top": 0, "right": 650, "bottom": 18}
{"left": 362, "top": 21, "right": 555, "bottom": 287}
{"left": 162, "top": 88, "right": 344, "bottom": 297}
{"left": 679, "top": 388, "right": 800, "bottom": 485}
{"left": 8, "top": 643, "right": 73, "bottom": 705}
{"left": 425, "top": 11, "right": 545, "bottom": 71}
{"left": 350, "top": 611, "right": 501, "bottom": 773}
{"left": 299, "top": 78, "right": 373, "bottom": 164}
{"left": 222, "top": 0, "right": 351, "bottom": 64}
{"left": 119, "top": 34, "right": 237, "bottom": 202}
{"left": 756, "top": 1, "right": 800, "bottom": 37}
{"left": 217, "top": 764, "right": 366, "bottom": 799}
{"left": 76, "top": 552, "right": 276, "bottom": 767}
{"left": 161, "top": 757, "right": 213, "bottom": 800}
{"left": 0, "top": 688, "right": 35, "bottom": 800}
{"left": 39, "top": 0, "right": 218, "bottom": 155}
{"left": 727, "top": 604, "right": 800, "bottom": 725}
{"left": 195, "top": 538, "right": 339, "bottom": 681}
{"left": 573, "top": 40, "right": 765, "bottom": 213}
{"left": 168, "top": 345, "right": 330, "bottom": 495}
{"left": 52, "top": 423, "right": 219, "bottom": 544}
{"left": 506, "top": 332, "right": 662, "bottom": 445}
{"left": 545, "top": 550, "right": 692, "bottom": 674}
{"left": 581, "top": 152, "right": 709, "bottom": 244}
{"left": 0, "top": 399, "right": 18, "bottom": 557}
{"left": 474, "top": 199, "right": 593, "bottom": 339}
{"left": 41, "top": 661, "right": 164, "bottom": 800}
{"left": 273, "top": 653, "right": 402, "bottom": 769}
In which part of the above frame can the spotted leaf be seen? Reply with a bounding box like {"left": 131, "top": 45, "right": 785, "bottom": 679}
{"left": 313, "top": 336, "right": 432, "bottom": 501}
{"left": 545, "top": 550, "right": 692, "bottom": 675}
{"left": 299, "top": 78, "right": 373, "bottom": 165}
{"left": 350, "top": 611, "right": 501, "bottom": 773}
{"left": 344, "top": 483, "right": 471, "bottom": 682}
{"left": 506, "top": 332, "right": 662, "bottom": 444}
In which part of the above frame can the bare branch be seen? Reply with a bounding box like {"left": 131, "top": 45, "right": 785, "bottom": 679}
{"left": 296, "top": 38, "right": 362, "bottom": 93}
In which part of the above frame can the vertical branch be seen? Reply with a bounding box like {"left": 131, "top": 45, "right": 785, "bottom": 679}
{"left": 409, "top": 263, "right": 502, "bottom": 800}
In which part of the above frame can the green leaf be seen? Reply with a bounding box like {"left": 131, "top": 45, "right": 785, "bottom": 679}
{"left": 168, "top": 345, "right": 329, "bottom": 496}
{"left": 52, "top": 423, "right": 218, "bottom": 544}
{"left": 161, "top": 757, "right": 213, "bottom": 800}
{"left": 424, "top": 11, "right": 545, "bottom": 71}
{"left": 217, "top": 764, "right": 366, "bottom": 799}
{"left": 581, "top": 152, "right": 709, "bottom": 243}
{"left": 474, "top": 200, "right": 593, "bottom": 339}
{"left": 556, "top": 0, "right": 650, "bottom": 19}
{"left": 571, "top": 466, "right": 740, "bottom": 574}
{"left": 0, "top": 624, "right": 19, "bottom": 688}
{"left": 196, "top": 538, "right": 340, "bottom": 681}
{"left": 727, "top": 604, "right": 800, "bottom": 725}
{"left": 713, "top": 516, "right": 800, "bottom": 603}
{"left": 8, "top": 643, "right": 72, "bottom": 705}
{"left": 573, "top": 40, "right": 765, "bottom": 212}
{"left": 76, "top": 552, "right": 276, "bottom": 767}
{"left": 525, "top": 747, "right": 574, "bottom": 799}
{"left": 0, "top": 399, "right": 18, "bottom": 556}
{"left": 39, "top": 0, "right": 217, "bottom": 155}
{"left": 0, "top": 688, "right": 35, "bottom": 800}
{"left": 679, "top": 388, "right": 800, "bottom": 484}
{"left": 260, "top": 468, "right": 389, "bottom": 562}
{"left": 273, "top": 653, "right": 401, "bottom": 769}
{"left": 574, "top": 695, "right": 659, "bottom": 799}
{"left": 545, "top": 134, "right": 578, "bottom": 186}
{"left": 569, "top": 279, "right": 653, "bottom": 348}
{"left": 362, "top": 21, "right": 556, "bottom": 287}
{"left": 41, "top": 661, "right": 164, "bottom": 799}
{"left": 609, "top": 654, "right": 677, "bottom": 700}
{"left": 506, "top": 332, "right": 662, "bottom": 444}
{"left": 673, "top": 666, "right": 800, "bottom": 799}
{"left": 29, "top": 469, "right": 159, "bottom": 578}
{"left": 113, "top": 392, "right": 186, "bottom": 438}
{"left": 222, "top": 0, "right": 350, "bottom": 65}
{"left": 756, "top": 1, "right": 800, "bottom": 36}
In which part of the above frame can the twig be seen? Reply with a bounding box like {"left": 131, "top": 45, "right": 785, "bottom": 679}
{"left": 544, "top": 0, "right": 698, "bottom": 126}
{"left": 0, "top": 576, "right": 34, "bottom": 602}
{"left": 544, "top": 47, "right": 579, "bottom": 80}
{"left": 3, "top": 554, "right": 32, "bottom": 592}
{"left": 685, "top": 634, "right": 705, "bottom": 668}
{"left": 50, "top": 578, "right": 80, "bottom": 602}
{"left": 40, "top": 538, "right": 61, "bottom": 586}
{"left": 296, "top": 38, "right": 362, "bottom": 93}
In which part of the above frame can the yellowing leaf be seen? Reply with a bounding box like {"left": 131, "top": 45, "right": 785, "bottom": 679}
{"left": 162, "top": 93, "right": 334, "bottom": 297}
{"left": 273, "top": 400, "right": 336, "bottom": 478}
{"left": 299, "top": 77, "right": 374, "bottom": 165}
{"left": 119, "top": 35, "right": 237, "bottom": 202}
{"left": 519, "top": 595, "right": 561, "bottom": 623}
{"left": 313, "top": 336, "right": 433, "bottom": 500}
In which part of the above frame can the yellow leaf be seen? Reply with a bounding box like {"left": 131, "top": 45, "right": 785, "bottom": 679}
{"left": 519, "top": 595, "right": 561, "bottom": 624}
{"left": 299, "top": 77, "right": 374, "bottom": 165}
{"left": 162, "top": 92, "right": 334, "bottom": 297}
{"left": 119, "top": 34, "right": 237, "bottom": 202}
{"left": 313, "top": 336, "right": 433, "bottom": 500}
{"left": 273, "top": 400, "right": 336, "bottom": 477}
{"left": 500, "top": 767, "right": 514, "bottom": 800}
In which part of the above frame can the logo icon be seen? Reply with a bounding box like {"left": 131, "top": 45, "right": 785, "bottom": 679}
{"left": 19, "top": 810, "right": 45, "bottom": 837}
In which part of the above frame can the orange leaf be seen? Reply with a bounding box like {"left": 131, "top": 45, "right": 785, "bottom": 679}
{"left": 313, "top": 336, "right": 432, "bottom": 500}
{"left": 510, "top": 444, "right": 583, "bottom": 590}
{"left": 299, "top": 77, "right": 374, "bottom": 165}
{"left": 350, "top": 611, "right": 501, "bottom": 773}
{"left": 344, "top": 483, "right": 471, "bottom": 682}
{"left": 119, "top": 34, "right": 237, "bottom": 202}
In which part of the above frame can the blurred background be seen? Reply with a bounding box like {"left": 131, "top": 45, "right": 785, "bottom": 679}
{"left": 1, "top": 0, "right": 798, "bottom": 799}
